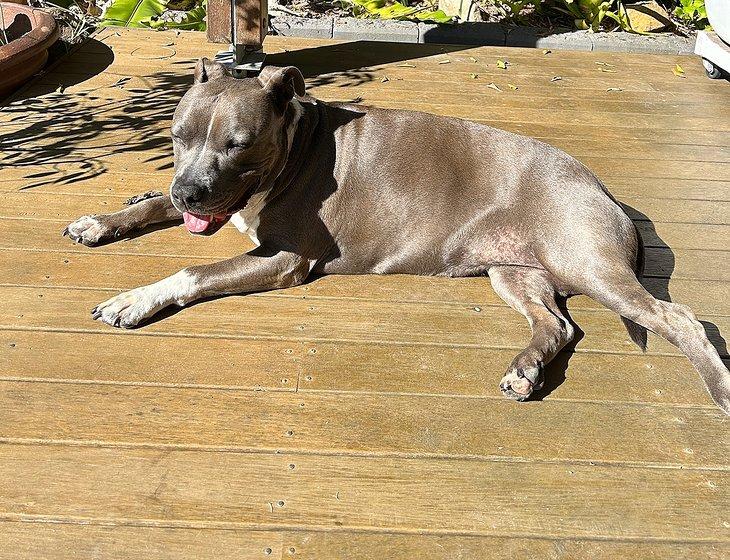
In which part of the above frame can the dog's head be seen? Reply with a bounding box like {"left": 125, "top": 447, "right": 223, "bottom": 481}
{"left": 170, "top": 59, "right": 305, "bottom": 233}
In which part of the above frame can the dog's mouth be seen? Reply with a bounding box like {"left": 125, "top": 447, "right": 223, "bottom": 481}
{"left": 182, "top": 212, "right": 230, "bottom": 234}
{"left": 179, "top": 174, "right": 263, "bottom": 234}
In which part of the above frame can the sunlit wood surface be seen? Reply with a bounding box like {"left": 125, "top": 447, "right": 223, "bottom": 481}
{"left": 0, "top": 27, "right": 728, "bottom": 559}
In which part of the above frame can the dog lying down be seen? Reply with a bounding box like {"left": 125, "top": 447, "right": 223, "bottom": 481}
{"left": 63, "top": 60, "right": 730, "bottom": 413}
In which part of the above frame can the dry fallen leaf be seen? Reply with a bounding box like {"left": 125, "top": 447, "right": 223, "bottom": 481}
{"left": 673, "top": 64, "right": 686, "bottom": 78}
{"left": 380, "top": 76, "right": 390, "bottom": 83}
{"left": 397, "top": 63, "right": 416, "bottom": 68}
{"left": 487, "top": 82, "right": 502, "bottom": 92}
{"left": 507, "top": 83, "right": 518, "bottom": 90}
{"left": 599, "top": 68, "right": 618, "bottom": 73}
{"left": 542, "top": 49, "right": 551, "bottom": 55}
{"left": 550, "top": 76, "right": 562, "bottom": 82}
{"left": 595, "top": 61, "right": 615, "bottom": 68}
{"left": 497, "top": 59, "right": 509, "bottom": 70}
{"left": 606, "top": 87, "right": 623, "bottom": 92}
{"left": 469, "top": 56, "right": 478, "bottom": 63}
{"left": 470, "top": 73, "right": 479, "bottom": 79}
{"left": 438, "top": 60, "right": 451, "bottom": 65}
{"left": 110, "top": 77, "right": 131, "bottom": 89}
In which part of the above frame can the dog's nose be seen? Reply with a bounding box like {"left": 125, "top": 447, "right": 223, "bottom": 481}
{"left": 171, "top": 187, "right": 204, "bottom": 209}
{"left": 182, "top": 191, "right": 204, "bottom": 207}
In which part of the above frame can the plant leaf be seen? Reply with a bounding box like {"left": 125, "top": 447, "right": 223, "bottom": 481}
{"left": 496, "top": 59, "right": 508, "bottom": 70}
{"left": 101, "top": 0, "right": 167, "bottom": 27}
{"left": 145, "top": 0, "right": 206, "bottom": 30}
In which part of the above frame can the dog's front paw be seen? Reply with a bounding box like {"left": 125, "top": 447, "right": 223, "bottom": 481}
{"left": 63, "top": 215, "right": 115, "bottom": 246}
{"left": 92, "top": 289, "right": 156, "bottom": 329}
{"left": 499, "top": 365, "right": 543, "bottom": 402}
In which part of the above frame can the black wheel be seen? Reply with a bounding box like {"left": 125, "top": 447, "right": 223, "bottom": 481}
{"left": 702, "top": 58, "right": 724, "bottom": 79}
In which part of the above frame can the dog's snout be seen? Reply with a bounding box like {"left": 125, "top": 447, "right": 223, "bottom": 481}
{"left": 171, "top": 184, "right": 207, "bottom": 210}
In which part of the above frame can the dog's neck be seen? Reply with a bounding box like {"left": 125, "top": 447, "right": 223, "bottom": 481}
{"left": 232, "top": 97, "right": 319, "bottom": 241}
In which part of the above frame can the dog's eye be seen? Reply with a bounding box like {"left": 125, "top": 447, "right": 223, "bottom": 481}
{"left": 171, "top": 132, "right": 186, "bottom": 145}
{"left": 226, "top": 139, "right": 252, "bottom": 153}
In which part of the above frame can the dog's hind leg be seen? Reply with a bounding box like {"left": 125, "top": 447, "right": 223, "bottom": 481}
{"left": 488, "top": 265, "right": 575, "bottom": 401}
{"left": 63, "top": 192, "right": 181, "bottom": 246}
{"left": 582, "top": 270, "right": 730, "bottom": 414}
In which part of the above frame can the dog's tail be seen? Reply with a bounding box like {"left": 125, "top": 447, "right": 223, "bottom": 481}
{"left": 620, "top": 224, "right": 648, "bottom": 351}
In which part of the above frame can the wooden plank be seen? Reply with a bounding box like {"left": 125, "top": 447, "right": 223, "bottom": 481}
{"left": 1, "top": 380, "right": 726, "bottom": 465}
{"left": 13, "top": 59, "right": 730, "bottom": 118}
{"left": 71, "top": 33, "right": 714, "bottom": 77}
{"left": 2, "top": 211, "right": 729, "bottom": 255}
{"left": 0, "top": 232, "right": 722, "bottom": 285}
{"left": 3, "top": 87, "right": 727, "bottom": 134}
{"left": 287, "top": 532, "right": 730, "bottom": 560}
{"left": 0, "top": 522, "right": 283, "bottom": 560}
{"left": 1, "top": 185, "right": 728, "bottom": 228}
{"left": 56, "top": 33, "right": 726, "bottom": 90}
{"left": 4, "top": 128, "right": 730, "bottom": 164}
{"left": 1, "top": 286, "right": 727, "bottom": 358}
{"left": 1, "top": 329, "right": 720, "bottom": 406}
{"left": 0, "top": 444, "right": 727, "bottom": 541}
{"left": 1, "top": 171, "right": 725, "bottom": 202}
{"left": 1, "top": 247, "right": 727, "bottom": 317}
{"left": 2, "top": 523, "right": 727, "bottom": 560}
{"left": 5, "top": 98, "right": 729, "bottom": 150}
{"left": 19, "top": 63, "right": 730, "bottom": 114}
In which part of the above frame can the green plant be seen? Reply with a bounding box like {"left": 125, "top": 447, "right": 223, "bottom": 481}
{"left": 494, "top": 0, "right": 537, "bottom": 20}
{"left": 551, "top": 0, "right": 632, "bottom": 32}
{"left": 100, "top": 0, "right": 206, "bottom": 30}
{"left": 673, "top": 0, "right": 708, "bottom": 29}
{"left": 101, "top": 0, "right": 167, "bottom": 27}
{"left": 346, "top": 0, "right": 453, "bottom": 23}
{"left": 146, "top": 0, "right": 206, "bottom": 30}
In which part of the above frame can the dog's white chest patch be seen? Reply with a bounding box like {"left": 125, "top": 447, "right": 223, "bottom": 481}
{"left": 231, "top": 211, "right": 261, "bottom": 246}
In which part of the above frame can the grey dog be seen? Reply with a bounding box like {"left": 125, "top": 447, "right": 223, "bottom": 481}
{"left": 63, "top": 60, "right": 730, "bottom": 413}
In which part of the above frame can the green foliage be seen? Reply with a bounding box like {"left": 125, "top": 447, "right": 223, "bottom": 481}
{"left": 101, "top": 0, "right": 167, "bottom": 27}
{"left": 101, "top": 0, "right": 206, "bottom": 30}
{"left": 494, "top": 0, "right": 538, "bottom": 20}
{"left": 673, "top": 0, "right": 708, "bottom": 28}
{"left": 551, "top": 0, "right": 633, "bottom": 32}
{"left": 145, "top": 0, "right": 207, "bottom": 30}
{"left": 346, "top": 0, "right": 453, "bottom": 23}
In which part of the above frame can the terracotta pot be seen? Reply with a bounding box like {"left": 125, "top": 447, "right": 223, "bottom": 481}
{"left": 0, "top": 2, "right": 59, "bottom": 98}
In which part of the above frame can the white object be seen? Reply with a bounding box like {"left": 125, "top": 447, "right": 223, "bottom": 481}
{"left": 694, "top": 30, "right": 730, "bottom": 78}
{"left": 705, "top": 0, "right": 730, "bottom": 44}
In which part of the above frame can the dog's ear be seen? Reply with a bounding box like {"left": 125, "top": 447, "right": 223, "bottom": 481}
{"left": 194, "top": 58, "right": 228, "bottom": 83}
{"left": 257, "top": 66, "right": 305, "bottom": 111}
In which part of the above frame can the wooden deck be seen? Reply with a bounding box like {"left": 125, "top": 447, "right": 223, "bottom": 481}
{"left": 1, "top": 28, "right": 729, "bottom": 558}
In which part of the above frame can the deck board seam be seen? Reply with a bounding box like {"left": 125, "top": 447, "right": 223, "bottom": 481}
{"left": 2, "top": 283, "right": 728, "bottom": 318}
{"left": 1, "top": 515, "right": 729, "bottom": 544}
{"left": 0, "top": 516, "right": 728, "bottom": 544}
{"left": 4, "top": 324, "right": 727, "bottom": 359}
{"left": 0, "top": 439, "right": 727, "bottom": 472}
{"left": 0, "top": 375, "right": 720, "bottom": 411}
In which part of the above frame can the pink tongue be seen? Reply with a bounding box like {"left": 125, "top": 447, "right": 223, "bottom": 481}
{"left": 182, "top": 212, "right": 213, "bottom": 233}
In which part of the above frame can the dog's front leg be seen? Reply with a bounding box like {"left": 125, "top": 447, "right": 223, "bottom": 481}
{"left": 92, "top": 250, "right": 311, "bottom": 329}
{"left": 64, "top": 192, "right": 181, "bottom": 246}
